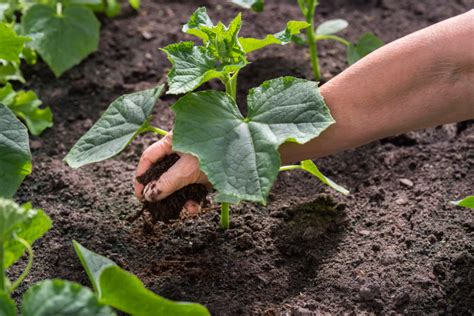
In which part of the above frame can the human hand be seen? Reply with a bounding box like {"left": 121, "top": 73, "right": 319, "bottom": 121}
{"left": 134, "top": 133, "right": 210, "bottom": 210}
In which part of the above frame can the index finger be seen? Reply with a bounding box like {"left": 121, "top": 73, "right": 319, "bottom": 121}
{"left": 134, "top": 133, "right": 173, "bottom": 199}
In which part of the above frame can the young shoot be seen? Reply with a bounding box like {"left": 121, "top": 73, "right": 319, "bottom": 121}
{"left": 65, "top": 7, "right": 349, "bottom": 230}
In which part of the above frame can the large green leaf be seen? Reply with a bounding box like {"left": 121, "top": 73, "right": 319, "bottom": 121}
{"left": 316, "top": 19, "right": 348, "bottom": 35}
{"left": 0, "top": 83, "right": 53, "bottom": 136}
{"left": 182, "top": 7, "right": 213, "bottom": 41}
{"left": 172, "top": 76, "right": 334, "bottom": 204}
{"left": 0, "top": 60, "right": 24, "bottom": 83}
{"left": 451, "top": 195, "right": 474, "bottom": 209}
{"left": 0, "top": 199, "right": 52, "bottom": 268}
{"left": 64, "top": 86, "right": 164, "bottom": 168}
{"left": 73, "top": 241, "right": 210, "bottom": 316}
{"left": 73, "top": 240, "right": 115, "bottom": 297}
{"left": 300, "top": 160, "right": 349, "bottom": 195}
{"left": 347, "top": 32, "right": 384, "bottom": 65}
{"left": 22, "top": 279, "right": 115, "bottom": 316}
{"left": 239, "top": 21, "right": 310, "bottom": 53}
{"left": 0, "top": 291, "right": 16, "bottom": 316}
{"left": 229, "top": 0, "right": 264, "bottom": 12}
{"left": 162, "top": 42, "right": 245, "bottom": 95}
{"left": 0, "top": 104, "right": 31, "bottom": 198}
{"left": 99, "top": 266, "right": 210, "bottom": 316}
{"left": 0, "top": 22, "right": 29, "bottom": 63}
{"left": 22, "top": 4, "right": 100, "bottom": 77}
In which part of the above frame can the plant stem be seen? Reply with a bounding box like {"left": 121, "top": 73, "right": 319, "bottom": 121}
{"left": 56, "top": 2, "right": 63, "bottom": 16}
{"left": 304, "top": 0, "right": 321, "bottom": 81}
{"left": 0, "top": 244, "right": 4, "bottom": 292}
{"left": 223, "top": 72, "right": 238, "bottom": 101}
{"left": 9, "top": 236, "right": 33, "bottom": 293}
{"left": 220, "top": 203, "right": 230, "bottom": 230}
{"left": 314, "top": 34, "right": 351, "bottom": 46}
{"left": 145, "top": 125, "right": 168, "bottom": 136}
{"left": 279, "top": 164, "right": 302, "bottom": 172}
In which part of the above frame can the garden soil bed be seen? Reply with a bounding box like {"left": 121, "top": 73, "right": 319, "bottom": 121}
{"left": 12, "top": 0, "right": 473, "bottom": 314}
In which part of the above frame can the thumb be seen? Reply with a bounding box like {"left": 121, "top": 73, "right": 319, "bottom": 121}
{"left": 142, "top": 153, "right": 207, "bottom": 202}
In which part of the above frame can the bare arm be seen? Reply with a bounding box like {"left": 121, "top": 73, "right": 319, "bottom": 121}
{"left": 280, "top": 10, "right": 474, "bottom": 163}
{"left": 135, "top": 10, "right": 474, "bottom": 202}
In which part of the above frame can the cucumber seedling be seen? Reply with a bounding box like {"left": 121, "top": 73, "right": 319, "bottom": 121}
{"left": 65, "top": 7, "right": 349, "bottom": 230}
{"left": 231, "top": 0, "right": 384, "bottom": 81}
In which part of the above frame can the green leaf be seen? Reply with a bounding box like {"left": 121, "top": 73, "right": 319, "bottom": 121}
{"left": 300, "top": 160, "right": 349, "bottom": 195}
{"left": 64, "top": 86, "right": 164, "bottom": 168}
{"left": 347, "top": 32, "right": 384, "bottom": 65}
{"left": 199, "top": 14, "right": 245, "bottom": 62}
{"left": 0, "top": 199, "right": 52, "bottom": 268}
{"left": 451, "top": 196, "right": 474, "bottom": 209}
{"left": 22, "top": 4, "right": 100, "bottom": 77}
{"left": 0, "top": 84, "right": 53, "bottom": 136}
{"left": 99, "top": 266, "right": 210, "bottom": 316}
{"left": 128, "top": 0, "right": 139, "bottom": 10}
{"left": 105, "top": 0, "right": 120, "bottom": 17}
{"left": 239, "top": 21, "right": 310, "bottom": 53}
{"left": 0, "top": 60, "right": 24, "bottom": 83}
{"left": 172, "top": 76, "right": 334, "bottom": 204}
{"left": 73, "top": 241, "right": 210, "bottom": 316}
{"left": 0, "top": 22, "right": 29, "bottom": 63}
{"left": 0, "top": 104, "right": 31, "bottom": 198}
{"left": 316, "top": 19, "right": 348, "bottom": 35}
{"left": 22, "top": 279, "right": 115, "bottom": 316}
{"left": 182, "top": 7, "right": 214, "bottom": 41}
{"left": 0, "top": 291, "right": 16, "bottom": 316}
{"left": 21, "top": 46, "right": 37, "bottom": 65}
{"left": 73, "top": 240, "right": 115, "bottom": 297}
{"left": 162, "top": 42, "right": 246, "bottom": 95}
{"left": 229, "top": 0, "right": 264, "bottom": 12}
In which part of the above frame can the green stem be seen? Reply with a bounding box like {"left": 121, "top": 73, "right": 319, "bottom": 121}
{"left": 304, "top": 0, "right": 321, "bottom": 81}
{"left": 223, "top": 72, "right": 238, "bottom": 101}
{"left": 0, "top": 244, "right": 4, "bottom": 292}
{"left": 9, "top": 236, "right": 33, "bottom": 293}
{"left": 315, "top": 34, "right": 351, "bottom": 46}
{"left": 220, "top": 203, "right": 230, "bottom": 230}
{"left": 56, "top": 2, "right": 63, "bottom": 16}
{"left": 279, "top": 165, "right": 302, "bottom": 172}
{"left": 145, "top": 125, "right": 168, "bottom": 136}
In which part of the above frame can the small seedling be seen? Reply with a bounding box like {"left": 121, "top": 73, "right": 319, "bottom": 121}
{"left": 451, "top": 195, "right": 474, "bottom": 209}
{"left": 231, "top": 0, "right": 384, "bottom": 81}
{"left": 65, "top": 7, "right": 349, "bottom": 230}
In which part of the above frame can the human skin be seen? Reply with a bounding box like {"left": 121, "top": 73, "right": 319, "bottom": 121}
{"left": 135, "top": 10, "right": 474, "bottom": 203}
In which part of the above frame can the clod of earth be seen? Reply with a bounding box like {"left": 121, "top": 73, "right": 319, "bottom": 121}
{"left": 135, "top": 153, "right": 208, "bottom": 225}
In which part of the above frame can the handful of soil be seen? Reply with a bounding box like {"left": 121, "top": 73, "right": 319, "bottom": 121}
{"left": 135, "top": 153, "right": 208, "bottom": 223}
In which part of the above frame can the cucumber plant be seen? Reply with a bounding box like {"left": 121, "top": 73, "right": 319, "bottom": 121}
{"left": 1, "top": 0, "right": 141, "bottom": 78}
{"left": 0, "top": 198, "right": 209, "bottom": 315}
{"left": 65, "top": 7, "right": 349, "bottom": 230}
{"left": 0, "top": 23, "right": 52, "bottom": 136}
{"left": 231, "top": 0, "right": 384, "bottom": 81}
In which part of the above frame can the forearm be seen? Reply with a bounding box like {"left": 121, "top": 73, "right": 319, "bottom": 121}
{"left": 280, "top": 10, "right": 474, "bottom": 164}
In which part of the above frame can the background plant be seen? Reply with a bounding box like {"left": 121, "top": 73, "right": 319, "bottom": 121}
{"left": 231, "top": 0, "right": 384, "bottom": 81}
{"left": 0, "top": 198, "right": 209, "bottom": 315}
{"left": 0, "top": 23, "right": 52, "bottom": 136}
{"left": 65, "top": 7, "right": 349, "bottom": 230}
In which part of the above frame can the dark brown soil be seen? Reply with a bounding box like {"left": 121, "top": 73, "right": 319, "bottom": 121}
{"left": 11, "top": 0, "right": 473, "bottom": 315}
{"left": 135, "top": 153, "right": 208, "bottom": 224}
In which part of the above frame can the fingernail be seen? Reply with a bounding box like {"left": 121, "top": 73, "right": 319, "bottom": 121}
{"left": 143, "top": 182, "right": 161, "bottom": 202}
